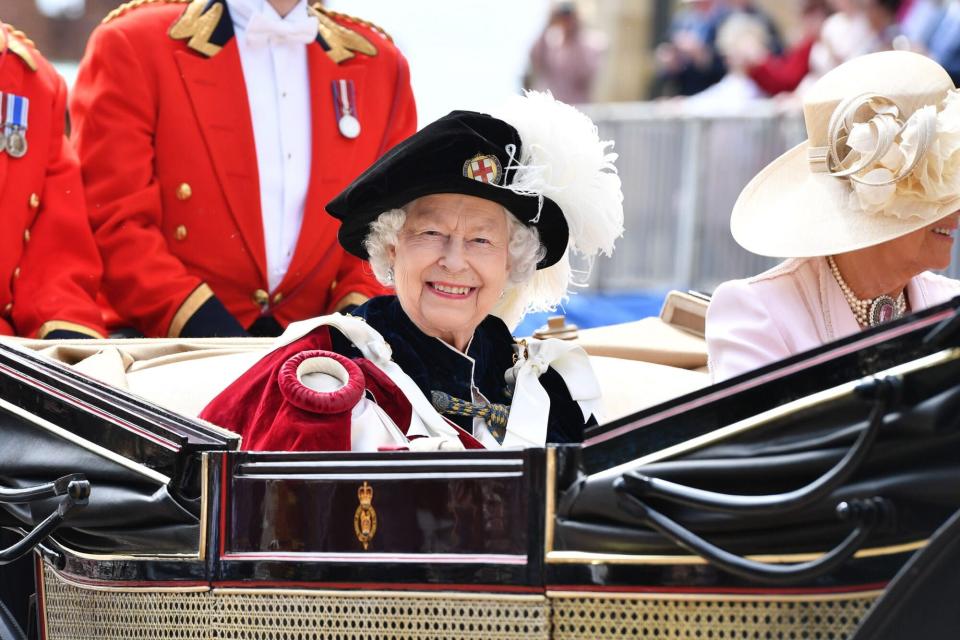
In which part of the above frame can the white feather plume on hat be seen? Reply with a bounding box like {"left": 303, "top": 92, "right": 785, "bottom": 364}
{"left": 491, "top": 91, "right": 624, "bottom": 329}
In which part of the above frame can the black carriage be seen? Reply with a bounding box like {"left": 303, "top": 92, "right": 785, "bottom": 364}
{"left": 2, "top": 299, "right": 960, "bottom": 639}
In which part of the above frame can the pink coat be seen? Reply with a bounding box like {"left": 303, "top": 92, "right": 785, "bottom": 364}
{"left": 706, "top": 257, "right": 960, "bottom": 381}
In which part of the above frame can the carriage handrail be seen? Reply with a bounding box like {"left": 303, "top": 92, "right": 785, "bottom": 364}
{"left": 617, "top": 376, "right": 900, "bottom": 516}
{"left": 0, "top": 473, "right": 86, "bottom": 504}
{"left": 614, "top": 487, "right": 894, "bottom": 586}
{"left": 0, "top": 476, "right": 90, "bottom": 565}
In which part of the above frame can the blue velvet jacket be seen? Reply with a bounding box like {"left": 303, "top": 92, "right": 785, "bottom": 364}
{"left": 330, "top": 296, "right": 592, "bottom": 444}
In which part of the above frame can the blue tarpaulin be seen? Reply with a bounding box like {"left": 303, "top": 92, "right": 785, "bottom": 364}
{"left": 514, "top": 290, "right": 669, "bottom": 337}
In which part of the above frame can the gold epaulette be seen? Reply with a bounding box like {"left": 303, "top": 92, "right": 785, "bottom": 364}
{"left": 312, "top": 5, "right": 394, "bottom": 43}
{"left": 103, "top": 0, "right": 191, "bottom": 24}
{"left": 3, "top": 24, "right": 35, "bottom": 49}
{"left": 2, "top": 24, "right": 38, "bottom": 71}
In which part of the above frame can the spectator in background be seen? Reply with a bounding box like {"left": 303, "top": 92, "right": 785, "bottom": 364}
{"left": 655, "top": 0, "right": 783, "bottom": 98}
{"left": 683, "top": 12, "right": 771, "bottom": 113}
{"left": 864, "top": 0, "right": 904, "bottom": 51}
{"left": 923, "top": 1, "right": 960, "bottom": 84}
{"left": 527, "top": 2, "right": 607, "bottom": 104}
{"left": 746, "top": 0, "right": 831, "bottom": 96}
{"left": 897, "top": 0, "right": 942, "bottom": 46}
{"left": 725, "top": 0, "right": 785, "bottom": 54}
{"left": 806, "top": 0, "right": 874, "bottom": 83}
{"left": 753, "top": 0, "right": 902, "bottom": 98}
{"left": 35, "top": 0, "right": 85, "bottom": 19}
{"left": 654, "top": 0, "right": 726, "bottom": 96}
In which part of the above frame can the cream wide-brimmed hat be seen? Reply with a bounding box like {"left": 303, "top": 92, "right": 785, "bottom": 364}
{"left": 731, "top": 51, "right": 960, "bottom": 258}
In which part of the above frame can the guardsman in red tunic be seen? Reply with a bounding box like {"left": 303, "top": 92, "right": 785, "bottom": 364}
{"left": 0, "top": 20, "right": 107, "bottom": 637}
{"left": 70, "top": 0, "right": 416, "bottom": 337}
{"left": 0, "top": 22, "right": 106, "bottom": 339}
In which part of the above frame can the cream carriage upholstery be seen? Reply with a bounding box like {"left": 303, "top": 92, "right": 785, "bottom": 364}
{"left": 6, "top": 318, "right": 709, "bottom": 427}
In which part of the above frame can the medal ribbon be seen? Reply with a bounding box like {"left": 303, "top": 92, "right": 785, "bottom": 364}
{"left": 3, "top": 93, "right": 11, "bottom": 137}
{"left": 4, "top": 94, "right": 27, "bottom": 157}
{"left": 6, "top": 94, "right": 26, "bottom": 133}
{"left": 332, "top": 79, "right": 358, "bottom": 120}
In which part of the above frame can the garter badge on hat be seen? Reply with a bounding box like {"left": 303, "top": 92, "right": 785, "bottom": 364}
{"left": 463, "top": 154, "right": 502, "bottom": 185}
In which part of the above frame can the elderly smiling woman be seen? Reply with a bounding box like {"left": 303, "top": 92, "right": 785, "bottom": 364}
{"left": 363, "top": 194, "right": 543, "bottom": 353}
{"left": 707, "top": 52, "right": 960, "bottom": 382}
{"left": 200, "top": 93, "right": 624, "bottom": 451}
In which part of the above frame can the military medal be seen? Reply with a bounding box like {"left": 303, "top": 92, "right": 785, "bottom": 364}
{"left": 0, "top": 93, "right": 7, "bottom": 154}
{"left": 5, "top": 94, "right": 28, "bottom": 158}
{"left": 332, "top": 79, "right": 361, "bottom": 139}
{"left": 339, "top": 113, "right": 360, "bottom": 139}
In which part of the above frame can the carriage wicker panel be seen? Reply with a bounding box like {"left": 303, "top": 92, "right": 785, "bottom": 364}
{"left": 41, "top": 566, "right": 550, "bottom": 640}
{"left": 214, "top": 591, "right": 549, "bottom": 640}
{"left": 549, "top": 592, "right": 879, "bottom": 640}
{"left": 42, "top": 566, "right": 881, "bottom": 639}
{"left": 42, "top": 568, "right": 211, "bottom": 639}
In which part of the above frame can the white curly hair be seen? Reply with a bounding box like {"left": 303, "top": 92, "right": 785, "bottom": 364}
{"left": 363, "top": 206, "right": 546, "bottom": 325}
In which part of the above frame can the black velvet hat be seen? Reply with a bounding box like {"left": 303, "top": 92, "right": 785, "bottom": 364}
{"left": 326, "top": 110, "right": 569, "bottom": 269}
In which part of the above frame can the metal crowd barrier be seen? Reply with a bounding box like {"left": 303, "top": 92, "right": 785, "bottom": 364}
{"left": 48, "top": 69, "right": 960, "bottom": 296}
{"left": 581, "top": 102, "right": 960, "bottom": 294}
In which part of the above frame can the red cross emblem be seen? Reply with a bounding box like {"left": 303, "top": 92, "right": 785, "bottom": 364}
{"left": 463, "top": 154, "right": 502, "bottom": 185}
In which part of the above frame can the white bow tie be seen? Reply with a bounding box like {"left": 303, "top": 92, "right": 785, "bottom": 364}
{"left": 245, "top": 10, "right": 316, "bottom": 48}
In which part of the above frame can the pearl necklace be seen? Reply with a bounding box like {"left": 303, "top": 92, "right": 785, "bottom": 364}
{"left": 827, "top": 256, "right": 907, "bottom": 328}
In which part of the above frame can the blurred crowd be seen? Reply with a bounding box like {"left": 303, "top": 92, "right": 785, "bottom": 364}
{"left": 524, "top": 1, "right": 608, "bottom": 105}
{"left": 653, "top": 0, "right": 960, "bottom": 111}
{"left": 523, "top": 0, "right": 960, "bottom": 112}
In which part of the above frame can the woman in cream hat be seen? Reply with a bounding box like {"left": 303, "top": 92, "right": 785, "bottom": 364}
{"left": 707, "top": 51, "right": 960, "bottom": 381}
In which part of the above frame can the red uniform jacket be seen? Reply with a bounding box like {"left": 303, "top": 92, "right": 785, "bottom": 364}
{"left": 0, "top": 23, "right": 105, "bottom": 339}
{"left": 70, "top": 0, "right": 416, "bottom": 337}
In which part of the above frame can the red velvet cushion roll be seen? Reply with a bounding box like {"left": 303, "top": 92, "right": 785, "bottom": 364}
{"left": 200, "top": 327, "right": 354, "bottom": 451}
{"left": 200, "top": 326, "right": 476, "bottom": 451}
{"left": 267, "top": 350, "right": 364, "bottom": 451}
{"left": 202, "top": 327, "right": 417, "bottom": 451}
{"left": 277, "top": 350, "right": 365, "bottom": 414}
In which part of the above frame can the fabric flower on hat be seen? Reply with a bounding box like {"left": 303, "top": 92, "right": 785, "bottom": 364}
{"left": 846, "top": 118, "right": 900, "bottom": 213}
{"left": 844, "top": 91, "right": 960, "bottom": 221}
{"left": 897, "top": 92, "right": 960, "bottom": 214}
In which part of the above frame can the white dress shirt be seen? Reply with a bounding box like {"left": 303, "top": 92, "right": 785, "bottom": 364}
{"left": 227, "top": 0, "right": 313, "bottom": 293}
